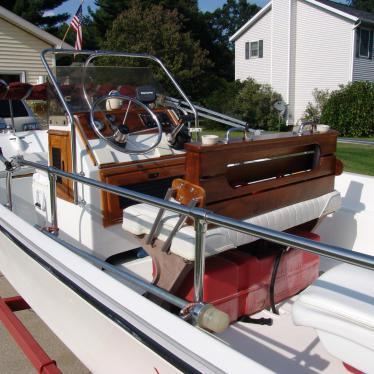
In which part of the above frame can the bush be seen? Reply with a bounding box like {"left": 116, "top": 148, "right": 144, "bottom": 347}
{"left": 321, "top": 81, "right": 374, "bottom": 137}
{"left": 304, "top": 88, "right": 331, "bottom": 122}
{"left": 203, "top": 77, "right": 286, "bottom": 131}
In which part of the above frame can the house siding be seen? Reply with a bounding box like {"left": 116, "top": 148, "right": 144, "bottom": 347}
{"left": 271, "top": 0, "right": 291, "bottom": 105}
{"left": 234, "top": 10, "right": 271, "bottom": 84}
{"left": 0, "top": 17, "right": 54, "bottom": 84}
{"left": 353, "top": 32, "right": 374, "bottom": 82}
{"left": 292, "top": 0, "right": 353, "bottom": 124}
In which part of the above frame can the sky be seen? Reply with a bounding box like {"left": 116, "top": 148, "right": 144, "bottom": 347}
{"left": 54, "top": 0, "right": 348, "bottom": 21}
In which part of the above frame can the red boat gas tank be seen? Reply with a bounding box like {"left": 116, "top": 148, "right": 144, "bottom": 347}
{"left": 177, "top": 231, "right": 320, "bottom": 322}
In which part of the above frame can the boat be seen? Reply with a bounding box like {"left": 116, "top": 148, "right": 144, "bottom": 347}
{"left": 0, "top": 48, "right": 373, "bottom": 373}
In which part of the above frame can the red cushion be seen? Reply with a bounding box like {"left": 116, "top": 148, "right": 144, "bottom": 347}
{"left": 5, "top": 82, "right": 33, "bottom": 100}
{"left": 28, "top": 83, "right": 48, "bottom": 100}
{"left": 118, "top": 85, "right": 136, "bottom": 97}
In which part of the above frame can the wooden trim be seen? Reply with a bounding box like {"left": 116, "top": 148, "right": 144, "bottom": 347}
{"left": 48, "top": 130, "right": 73, "bottom": 203}
{"left": 74, "top": 116, "right": 98, "bottom": 166}
{"left": 100, "top": 157, "right": 186, "bottom": 227}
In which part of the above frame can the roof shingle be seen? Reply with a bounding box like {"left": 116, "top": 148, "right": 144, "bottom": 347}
{"left": 315, "top": 0, "right": 374, "bottom": 23}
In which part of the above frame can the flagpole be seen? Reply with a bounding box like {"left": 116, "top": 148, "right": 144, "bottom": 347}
{"left": 59, "top": 25, "right": 71, "bottom": 48}
{"left": 59, "top": 0, "right": 84, "bottom": 49}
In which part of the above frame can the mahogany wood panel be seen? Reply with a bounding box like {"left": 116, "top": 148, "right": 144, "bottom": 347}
{"left": 185, "top": 131, "right": 338, "bottom": 180}
{"left": 48, "top": 130, "right": 73, "bottom": 203}
{"left": 75, "top": 108, "right": 179, "bottom": 141}
{"left": 207, "top": 175, "right": 335, "bottom": 220}
{"left": 100, "top": 157, "right": 185, "bottom": 226}
{"left": 201, "top": 155, "right": 336, "bottom": 204}
{"left": 184, "top": 131, "right": 339, "bottom": 220}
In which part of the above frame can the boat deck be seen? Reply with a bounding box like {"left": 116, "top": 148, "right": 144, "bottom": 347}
{"left": 219, "top": 299, "right": 345, "bottom": 373}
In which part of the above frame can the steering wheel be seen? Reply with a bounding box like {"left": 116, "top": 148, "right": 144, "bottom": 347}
{"left": 89, "top": 94, "right": 163, "bottom": 154}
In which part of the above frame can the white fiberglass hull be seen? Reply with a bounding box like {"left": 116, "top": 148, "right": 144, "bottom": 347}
{"left": 0, "top": 205, "right": 270, "bottom": 374}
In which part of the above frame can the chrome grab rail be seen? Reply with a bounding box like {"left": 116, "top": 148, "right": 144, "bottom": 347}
{"left": 5, "top": 156, "right": 374, "bottom": 304}
{"left": 164, "top": 95, "right": 249, "bottom": 129}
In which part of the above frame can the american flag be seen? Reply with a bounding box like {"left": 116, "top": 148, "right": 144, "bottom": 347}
{"left": 70, "top": 4, "right": 83, "bottom": 50}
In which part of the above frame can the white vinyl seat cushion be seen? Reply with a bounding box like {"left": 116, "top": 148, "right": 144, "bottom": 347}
{"left": 292, "top": 263, "right": 374, "bottom": 373}
{"left": 123, "top": 190, "right": 341, "bottom": 261}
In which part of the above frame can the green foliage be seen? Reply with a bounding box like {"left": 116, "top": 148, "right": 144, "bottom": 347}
{"left": 102, "top": 1, "right": 211, "bottom": 99}
{"left": 321, "top": 81, "right": 374, "bottom": 137}
{"left": 349, "top": 0, "right": 374, "bottom": 12}
{"left": 203, "top": 78, "right": 286, "bottom": 131}
{"left": 232, "top": 78, "right": 286, "bottom": 131}
{"left": 1, "top": 0, "right": 69, "bottom": 33}
{"left": 304, "top": 88, "right": 331, "bottom": 122}
{"left": 206, "top": 0, "right": 260, "bottom": 51}
{"left": 91, "top": 0, "right": 199, "bottom": 43}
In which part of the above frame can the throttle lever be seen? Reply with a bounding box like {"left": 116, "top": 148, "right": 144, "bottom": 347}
{"left": 0, "top": 147, "right": 13, "bottom": 171}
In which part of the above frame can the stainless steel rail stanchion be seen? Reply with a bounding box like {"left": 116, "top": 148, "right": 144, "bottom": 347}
{"left": 48, "top": 172, "right": 58, "bottom": 234}
{"left": 194, "top": 217, "right": 207, "bottom": 303}
{"left": 6, "top": 171, "right": 12, "bottom": 211}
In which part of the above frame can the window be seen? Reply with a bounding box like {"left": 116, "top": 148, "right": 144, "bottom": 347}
{"left": 0, "top": 72, "right": 25, "bottom": 84}
{"left": 357, "top": 28, "right": 373, "bottom": 59}
{"left": 251, "top": 41, "right": 259, "bottom": 57}
{"left": 245, "top": 40, "right": 263, "bottom": 59}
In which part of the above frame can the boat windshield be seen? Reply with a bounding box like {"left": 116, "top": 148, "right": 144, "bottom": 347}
{"left": 49, "top": 64, "right": 169, "bottom": 115}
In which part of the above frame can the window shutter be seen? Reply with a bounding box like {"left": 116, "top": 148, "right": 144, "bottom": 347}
{"left": 356, "top": 29, "right": 360, "bottom": 58}
{"left": 245, "top": 42, "right": 249, "bottom": 59}
{"left": 369, "top": 30, "right": 373, "bottom": 59}
{"left": 259, "top": 40, "right": 263, "bottom": 58}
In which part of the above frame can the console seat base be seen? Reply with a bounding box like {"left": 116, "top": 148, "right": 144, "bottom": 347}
{"left": 123, "top": 191, "right": 341, "bottom": 261}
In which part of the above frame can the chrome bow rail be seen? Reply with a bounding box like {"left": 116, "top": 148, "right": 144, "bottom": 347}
{"left": 3, "top": 156, "right": 374, "bottom": 306}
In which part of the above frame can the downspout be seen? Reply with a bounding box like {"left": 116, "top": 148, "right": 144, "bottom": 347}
{"left": 286, "top": 0, "right": 293, "bottom": 125}
{"left": 351, "top": 20, "right": 361, "bottom": 82}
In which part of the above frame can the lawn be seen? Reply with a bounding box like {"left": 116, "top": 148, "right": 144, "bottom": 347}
{"left": 336, "top": 143, "right": 374, "bottom": 176}
{"left": 200, "top": 128, "right": 374, "bottom": 176}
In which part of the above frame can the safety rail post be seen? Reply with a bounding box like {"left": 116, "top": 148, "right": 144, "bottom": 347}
{"left": 194, "top": 217, "right": 207, "bottom": 303}
{"left": 5, "top": 171, "right": 12, "bottom": 211}
{"left": 48, "top": 172, "right": 58, "bottom": 233}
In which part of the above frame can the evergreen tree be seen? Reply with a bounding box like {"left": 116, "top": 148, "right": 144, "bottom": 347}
{"left": 207, "top": 0, "right": 260, "bottom": 50}
{"left": 0, "top": 0, "right": 69, "bottom": 33}
{"left": 350, "top": 0, "right": 374, "bottom": 13}
{"left": 91, "top": 0, "right": 199, "bottom": 42}
{"left": 102, "top": 1, "right": 211, "bottom": 99}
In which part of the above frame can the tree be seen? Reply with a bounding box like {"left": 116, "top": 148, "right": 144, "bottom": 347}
{"left": 0, "top": 0, "right": 69, "bottom": 33}
{"left": 102, "top": 1, "right": 211, "bottom": 99}
{"left": 201, "top": 1, "right": 261, "bottom": 82}
{"left": 232, "top": 78, "right": 285, "bottom": 131}
{"left": 349, "top": 0, "right": 374, "bottom": 12}
{"left": 207, "top": 0, "right": 260, "bottom": 50}
{"left": 91, "top": 0, "right": 199, "bottom": 42}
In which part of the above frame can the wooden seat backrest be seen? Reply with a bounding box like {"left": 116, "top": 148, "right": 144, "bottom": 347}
{"left": 184, "top": 132, "right": 340, "bottom": 219}
{"left": 171, "top": 178, "right": 206, "bottom": 208}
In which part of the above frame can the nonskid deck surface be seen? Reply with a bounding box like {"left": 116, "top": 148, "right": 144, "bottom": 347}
{"left": 218, "top": 299, "right": 345, "bottom": 374}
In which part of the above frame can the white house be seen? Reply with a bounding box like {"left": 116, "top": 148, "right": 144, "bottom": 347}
{"left": 230, "top": 0, "right": 374, "bottom": 125}
{"left": 0, "top": 5, "right": 70, "bottom": 85}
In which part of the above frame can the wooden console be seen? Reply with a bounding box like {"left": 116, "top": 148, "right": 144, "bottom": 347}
{"left": 184, "top": 131, "right": 340, "bottom": 219}
{"left": 100, "top": 156, "right": 185, "bottom": 226}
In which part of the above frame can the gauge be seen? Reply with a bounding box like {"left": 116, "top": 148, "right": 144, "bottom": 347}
{"left": 94, "top": 120, "right": 104, "bottom": 131}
